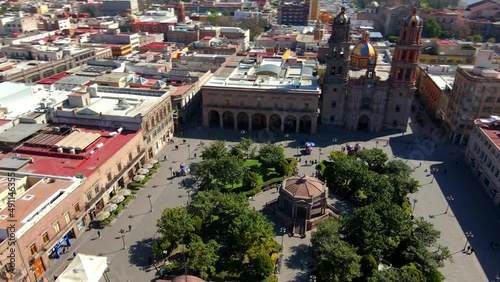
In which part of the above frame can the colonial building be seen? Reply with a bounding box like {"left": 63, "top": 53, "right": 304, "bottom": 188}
{"left": 202, "top": 56, "right": 321, "bottom": 134}
{"left": 321, "top": 7, "right": 422, "bottom": 132}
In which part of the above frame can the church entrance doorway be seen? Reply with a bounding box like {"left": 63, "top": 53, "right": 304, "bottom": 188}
{"left": 358, "top": 115, "right": 370, "bottom": 130}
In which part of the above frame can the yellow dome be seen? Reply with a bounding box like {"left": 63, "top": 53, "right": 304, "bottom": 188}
{"left": 351, "top": 32, "right": 377, "bottom": 57}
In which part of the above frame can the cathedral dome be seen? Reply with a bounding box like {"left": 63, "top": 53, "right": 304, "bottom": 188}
{"left": 405, "top": 8, "right": 422, "bottom": 25}
{"left": 334, "top": 7, "right": 349, "bottom": 24}
{"left": 350, "top": 31, "right": 377, "bottom": 69}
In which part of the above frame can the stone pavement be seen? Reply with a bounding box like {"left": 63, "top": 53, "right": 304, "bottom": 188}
{"left": 42, "top": 101, "right": 499, "bottom": 282}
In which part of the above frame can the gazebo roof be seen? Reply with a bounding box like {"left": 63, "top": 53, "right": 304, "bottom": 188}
{"left": 171, "top": 275, "right": 205, "bottom": 282}
{"left": 283, "top": 175, "right": 325, "bottom": 198}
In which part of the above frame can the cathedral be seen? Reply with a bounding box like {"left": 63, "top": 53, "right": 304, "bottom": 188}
{"left": 321, "top": 7, "right": 422, "bottom": 132}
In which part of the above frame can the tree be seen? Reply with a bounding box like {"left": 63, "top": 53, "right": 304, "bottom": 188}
{"left": 311, "top": 219, "right": 361, "bottom": 282}
{"left": 385, "top": 160, "right": 413, "bottom": 177}
{"left": 230, "top": 146, "right": 244, "bottom": 159}
{"left": 487, "top": 37, "right": 496, "bottom": 43}
{"left": 215, "top": 156, "right": 244, "bottom": 187}
{"left": 422, "top": 18, "right": 442, "bottom": 38}
{"left": 238, "top": 137, "right": 254, "bottom": 157}
{"left": 357, "top": 149, "right": 388, "bottom": 173}
{"left": 466, "top": 34, "right": 483, "bottom": 42}
{"left": 155, "top": 207, "right": 195, "bottom": 255}
{"left": 258, "top": 143, "right": 285, "bottom": 168}
{"left": 192, "top": 159, "right": 217, "bottom": 187}
{"left": 242, "top": 253, "right": 275, "bottom": 281}
{"left": 360, "top": 254, "right": 378, "bottom": 279}
{"left": 229, "top": 209, "right": 275, "bottom": 259}
{"left": 187, "top": 239, "right": 220, "bottom": 279}
{"left": 388, "top": 36, "right": 399, "bottom": 43}
{"left": 242, "top": 171, "right": 259, "bottom": 191}
{"left": 201, "top": 140, "right": 228, "bottom": 160}
{"left": 323, "top": 155, "right": 366, "bottom": 196}
{"left": 275, "top": 158, "right": 291, "bottom": 176}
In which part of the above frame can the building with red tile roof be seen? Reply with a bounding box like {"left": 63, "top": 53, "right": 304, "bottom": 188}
{"left": 0, "top": 123, "right": 144, "bottom": 280}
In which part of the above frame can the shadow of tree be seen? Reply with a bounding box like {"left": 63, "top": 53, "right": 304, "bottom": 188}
{"left": 128, "top": 237, "right": 156, "bottom": 269}
{"left": 286, "top": 271, "right": 310, "bottom": 282}
{"left": 284, "top": 244, "right": 312, "bottom": 271}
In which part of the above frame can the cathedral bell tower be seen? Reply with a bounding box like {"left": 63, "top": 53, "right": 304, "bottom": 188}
{"left": 324, "top": 7, "right": 350, "bottom": 84}
{"left": 321, "top": 7, "right": 350, "bottom": 125}
{"left": 386, "top": 7, "right": 422, "bottom": 131}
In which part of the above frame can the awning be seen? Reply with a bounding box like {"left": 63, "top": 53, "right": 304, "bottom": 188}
{"left": 56, "top": 254, "right": 107, "bottom": 282}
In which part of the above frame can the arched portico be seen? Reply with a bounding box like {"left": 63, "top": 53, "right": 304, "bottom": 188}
{"left": 269, "top": 114, "right": 282, "bottom": 132}
{"left": 284, "top": 115, "right": 297, "bottom": 133}
{"left": 208, "top": 110, "right": 220, "bottom": 128}
{"left": 237, "top": 112, "right": 249, "bottom": 131}
{"left": 252, "top": 113, "right": 267, "bottom": 131}
{"left": 299, "top": 115, "right": 312, "bottom": 134}
{"left": 222, "top": 111, "right": 234, "bottom": 129}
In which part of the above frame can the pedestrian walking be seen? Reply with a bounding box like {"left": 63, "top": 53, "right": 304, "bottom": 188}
{"left": 418, "top": 162, "right": 422, "bottom": 168}
{"left": 73, "top": 251, "right": 77, "bottom": 258}
{"left": 194, "top": 153, "right": 197, "bottom": 158}
{"left": 164, "top": 155, "right": 168, "bottom": 161}
{"left": 466, "top": 246, "right": 471, "bottom": 253}
{"left": 386, "top": 141, "right": 389, "bottom": 146}
{"left": 470, "top": 248, "right": 475, "bottom": 254}
{"left": 128, "top": 225, "right": 132, "bottom": 232}
{"left": 97, "top": 230, "right": 101, "bottom": 239}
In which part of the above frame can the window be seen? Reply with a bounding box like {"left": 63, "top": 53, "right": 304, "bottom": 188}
{"left": 225, "top": 99, "right": 229, "bottom": 106}
{"left": 274, "top": 102, "right": 278, "bottom": 109}
{"left": 362, "top": 98, "right": 371, "bottom": 109}
{"left": 289, "top": 103, "right": 294, "bottom": 110}
{"left": 107, "top": 172, "right": 112, "bottom": 182}
{"left": 53, "top": 221, "right": 60, "bottom": 233}
{"left": 94, "top": 184, "right": 100, "bottom": 194}
{"left": 331, "top": 101, "right": 336, "bottom": 108}
{"left": 86, "top": 191, "right": 92, "bottom": 201}
{"left": 128, "top": 153, "right": 133, "bottom": 162}
{"left": 74, "top": 203, "right": 80, "bottom": 213}
{"left": 42, "top": 232, "right": 50, "bottom": 244}
{"left": 257, "top": 101, "right": 261, "bottom": 108}
{"left": 485, "top": 96, "right": 495, "bottom": 103}
{"left": 330, "top": 115, "right": 335, "bottom": 122}
{"left": 392, "top": 120, "right": 398, "bottom": 127}
{"left": 117, "top": 163, "right": 122, "bottom": 172}
{"left": 136, "top": 145, "right": 141, "bottom": 154}
{"left": 483, "top": 107, "right": 492, "bottom": 113}
{"left": 240, "top": 100, "right": 244, "bottom": 107}
{"left": 304, "top": 103, "right": 309, "bottom": 109}
{"left": 30, "top": 243, "right": 38, "bottom": 255}
{"left": 64, "top": 212, "right": 71, "bottom": 224}
{"left": 395, "top": 105, "right": 401, "bottom": 112}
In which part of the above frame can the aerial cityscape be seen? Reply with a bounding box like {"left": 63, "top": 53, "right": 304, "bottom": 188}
{"left": 0, "top": 0, "right": 498, "bottom": 281}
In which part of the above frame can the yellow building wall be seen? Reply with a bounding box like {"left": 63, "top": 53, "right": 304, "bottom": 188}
{"left": 419, "top": 54, "right": 476, "bottom": 65}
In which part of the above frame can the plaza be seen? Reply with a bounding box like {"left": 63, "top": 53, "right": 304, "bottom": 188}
{"left": 40, "top": 99, "right": 499, "bottom": 282}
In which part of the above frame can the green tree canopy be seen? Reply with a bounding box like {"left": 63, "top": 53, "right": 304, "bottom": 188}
{"left": 311, "top": 219, "right": 362, "bottom": 282}
{"left": 422, "top": 18, "right": 442, "bottom": 38}
{"left": 238, "top": 137, "right": 254, "bottom": 155}
{"left": 201, "top": 140, "right": 228, "bottom": 160}
{"left": 154, "top": 207, "right": 195, "bottom": 255}
{"left": 187, "top": 239, "right": 220, "bottom": 279}
{"left": 258, "top": 143, "right": 285, "bottom": 168}
{"left": 357, "top": 149, "right": 388, "bottom": 173}
{"left": 215, "top": 155, "right": 244, "bottom": 187}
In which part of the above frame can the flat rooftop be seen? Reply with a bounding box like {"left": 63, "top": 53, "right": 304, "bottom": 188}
{"left": 0, "top": 174, "right": 80, "bottom": 233}
{"left": 476, "top": 119, "right": 500, "bottom": 149}
{"left": 204, "top": 58, "right": 320, "bottom": 93}
{"left": 60, "top": 87, "right": 164, "bottom": 117}
{"left": 0, "top": 124, "right": 46, "bottom": 144}
{"left": 428, "top": 73, "right": 455, "bottom": 90}
{"left": 2, "top": 125, "right": 142, "bottom": 178}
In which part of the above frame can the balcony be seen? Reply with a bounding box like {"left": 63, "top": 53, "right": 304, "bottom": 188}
{"left": 85, "top": 149, "right": 145, "bottom": 211}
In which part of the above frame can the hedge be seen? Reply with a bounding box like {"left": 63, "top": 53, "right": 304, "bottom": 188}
{"left": 123, "top": 194, "right": 134, "bottom": 205}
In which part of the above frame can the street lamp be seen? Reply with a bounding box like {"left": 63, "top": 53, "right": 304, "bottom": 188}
{"left": 319, "top": 148, "right": 322, "bottom": 162}
{"left": 332, "top": 137, "right": 337, "bottom": 151}
{"left": 119, "top": 229, "right": 127, "bottom": 250}
{"left": 463, "top": 231, "right": 474, "bottom": 251}
{"left": 412, "top": 199, "right": 418, "bottom": 217}
{"left": 187, "top": 144, "right": 191, "bottom": 159}
{"left": 147, "top": 194, "right": 153, "bottom": 213}
{"left": 309, "top": 275, "right": 317, "bottom": 282}
{"left": 187, "top": 190, "right": 191, "bottom": 205}
{"left": 297, "top": 146, "right": 300, "bottom": 156}
{"left": 375, "top": 140, "right": 379, "bottom": 149}
{"left": 280, "top": 227, "right": 286, "bottom": 251}
{"left": 431, "top": 168, "right": 439, "bottom": 183}
{"left": 445, "top": 195, "right": 454, "bottom": 214}
{"left": 284, "top": 134, "right": 289, "bottom": 147}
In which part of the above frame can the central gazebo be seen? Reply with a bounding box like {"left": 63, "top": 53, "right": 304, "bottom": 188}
{"left": 275, "top": 175, "right": 330, "bottom": 235}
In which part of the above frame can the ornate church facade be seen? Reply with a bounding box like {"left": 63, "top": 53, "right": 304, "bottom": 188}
{"left": 321, "top": 7, "right": 423, "bottom": 132}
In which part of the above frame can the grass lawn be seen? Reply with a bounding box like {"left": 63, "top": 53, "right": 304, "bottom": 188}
{"left": 220, "top": 159, "right": 281, "bottom": 190}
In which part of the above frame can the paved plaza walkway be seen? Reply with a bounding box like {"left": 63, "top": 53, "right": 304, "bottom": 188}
{"left": 41, "top": 102, "right": 499, "bottom": 282}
